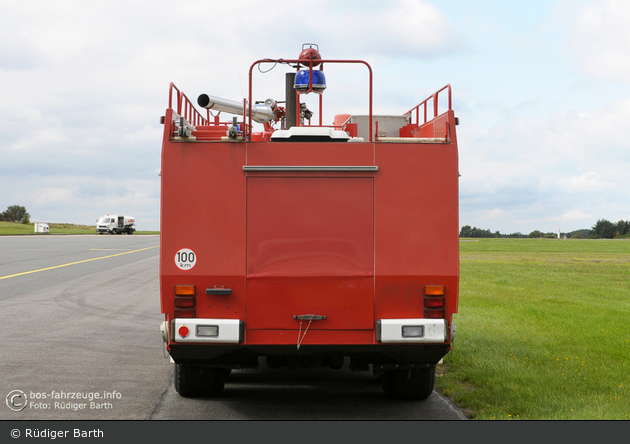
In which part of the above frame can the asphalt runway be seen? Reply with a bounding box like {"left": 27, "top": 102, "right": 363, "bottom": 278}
{"left": 0, "top": 235, "right": 466, "bottom": 421}
{"left": 0, "top": 235, "right": 167, "bottom": 420}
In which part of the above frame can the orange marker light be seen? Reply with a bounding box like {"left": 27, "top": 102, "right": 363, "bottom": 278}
{"left": 424, "top": 285, "right": 445, "bottom": 296}
{"left": 175, "top": 285, "right": 196, "bottom": 295}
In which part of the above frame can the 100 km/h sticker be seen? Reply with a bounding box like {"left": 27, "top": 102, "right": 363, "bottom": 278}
{"left": 175, "top": 248, "right": 196, "bottom": 270}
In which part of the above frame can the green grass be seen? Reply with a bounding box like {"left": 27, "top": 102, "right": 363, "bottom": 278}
{"left": 0, "top": 221, "right": 159, "bottom": 235}
{"left": 437, "top": 238, "right": 630, "bottom": 420}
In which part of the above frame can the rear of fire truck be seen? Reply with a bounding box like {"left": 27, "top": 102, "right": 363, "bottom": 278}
{"left": 159, "top": 45, "right": 459, "bottom": 400}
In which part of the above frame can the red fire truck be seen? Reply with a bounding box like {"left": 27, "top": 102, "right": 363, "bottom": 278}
{"left": 159, "top": 44, "right": 459, "bottom": 400}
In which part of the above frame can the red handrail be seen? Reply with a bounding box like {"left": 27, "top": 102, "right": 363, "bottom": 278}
{"left": 168, "top": 82, "right": 211, "bottom": 127}
{"left": 405, "top": 84, "right": 452, "bottom": 127}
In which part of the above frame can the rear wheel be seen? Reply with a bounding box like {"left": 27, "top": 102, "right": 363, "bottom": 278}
{"left": 174, "top": 363, "right": 226, "bottom": 397}
{"left": 381, "top": 365, "right": 435, "bottom": 400}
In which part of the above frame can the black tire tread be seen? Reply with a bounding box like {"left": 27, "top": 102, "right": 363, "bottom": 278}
{"left": 382, "top": 365, "right": 435, "bottom": 400}
{"left": 174, "top": 363, "right": 226, "bottom": 397}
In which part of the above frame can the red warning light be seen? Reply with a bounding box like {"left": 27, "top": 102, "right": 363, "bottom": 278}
{"left": 299, "top": 44, "right": 322, "bottom": 67}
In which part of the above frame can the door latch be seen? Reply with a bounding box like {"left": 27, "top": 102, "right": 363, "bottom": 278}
{"left": 293, "top": 314, "right": 326, "bottom": 321}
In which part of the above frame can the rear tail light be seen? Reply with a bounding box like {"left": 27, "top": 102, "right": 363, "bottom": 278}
{"left": 424, "top": 297, "right": 445, "bottom": 308}
{"left": 175, "top": 308, "right": 196, "bottom": 318}
{"left": 174, "top": 296, "right": 195, "bottom": 307}
{"left": 174, "top": 285, "right": 196, "bottom": 318}
{"left": 424, "top": 285, "right": 445, "bottom": 319}
{"left": 424, "top": 308, "right": 445, "bottom": 319}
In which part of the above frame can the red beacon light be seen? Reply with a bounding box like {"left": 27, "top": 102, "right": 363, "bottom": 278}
{"left": 298, "top": 44, "right": 322, "bottom": 67}
{"left": 294, "top": 43, "right": 327, "bottom": 94}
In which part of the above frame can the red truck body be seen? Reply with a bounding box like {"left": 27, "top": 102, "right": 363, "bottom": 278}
{"left": 159, "top": 46, "right": 459, "bottom": 399}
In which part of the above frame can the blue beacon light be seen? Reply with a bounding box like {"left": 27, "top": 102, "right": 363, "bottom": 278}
{"left": 294, "top": 69, "right": 327, "bottom": 94}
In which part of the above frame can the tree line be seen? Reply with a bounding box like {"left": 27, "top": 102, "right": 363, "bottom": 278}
{"left": 460, "top": 219, "right": 630, "bottom": 239}
{"left": 0, "top": 205, "right": 31, "bottom": 224}
{"left": 589, "top": 219, "right": 630, "bottom": 239}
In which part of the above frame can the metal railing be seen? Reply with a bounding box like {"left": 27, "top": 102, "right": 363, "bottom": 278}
{"left": 405, "top": 84, "right": 452, "bottom": 127}
{"left": 248, "top": 58, "right": 374, "bottom": 142}
{"left": 168, "top": 82, "right": 211, "bottom": 127}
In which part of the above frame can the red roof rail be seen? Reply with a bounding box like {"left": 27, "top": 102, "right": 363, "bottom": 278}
{"left": 405, "top": 84, "right": 452, "bottom": 127}
{"left": 168, "top": 82, "right": 211, "bottom": 127}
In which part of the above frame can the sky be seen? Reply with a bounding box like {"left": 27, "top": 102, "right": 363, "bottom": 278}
{"left": 1, "top": 0, "right": 629, "bottom": 233}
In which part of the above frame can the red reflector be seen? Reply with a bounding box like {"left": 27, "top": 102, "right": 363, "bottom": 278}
{"left": 424, "top": 285, "right": 445, "bottom": 296}
{"left": 174, "top": 296, "right": 195, "bottom": 308}
{"left": 175, "top": 285, "right": 196, "bottom": 296}
{"left": 178, "top": 325, "right": 190, "bottom": 338}
{"left": 424, "top": 309, "right": 445, "bottom": 319}
{"left": 424, "top": 296, "right": 445, "bottom": 308}
{"left": 175, "top": 308, "right": 196, "bottom": 318}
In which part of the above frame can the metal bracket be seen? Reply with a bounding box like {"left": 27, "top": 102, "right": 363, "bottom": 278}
{"left": 177, "top": 116, "right": 195, "bottom": 138}
{"left": 228, "top": 116, "right": 239, "bottom": 139}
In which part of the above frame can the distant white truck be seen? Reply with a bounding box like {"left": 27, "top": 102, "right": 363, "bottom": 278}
{"left": 96, "top": 215, "right": 136, "bottom": 235}
{"left": 34, "top": 223, "right": 49, "bottom": 234}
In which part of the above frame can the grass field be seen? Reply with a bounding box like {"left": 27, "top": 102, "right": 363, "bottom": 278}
{"left": 437, "top": 238, "right": 630, "bottom": 420}
{"left": 0, "top": 221, "right": 159, "bottom": 235}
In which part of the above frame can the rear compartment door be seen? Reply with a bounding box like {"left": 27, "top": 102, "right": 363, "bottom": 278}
{"left": 246, "top": 177, "right": 374, "bottom": 330}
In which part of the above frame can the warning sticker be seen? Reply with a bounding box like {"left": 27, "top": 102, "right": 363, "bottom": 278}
{"left": 175, "top": 248, "right": 196, "bottom": 270}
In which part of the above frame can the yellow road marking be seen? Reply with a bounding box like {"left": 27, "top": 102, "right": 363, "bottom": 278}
{"left": 0, "top": 246, "right": 159, "bottom": 280}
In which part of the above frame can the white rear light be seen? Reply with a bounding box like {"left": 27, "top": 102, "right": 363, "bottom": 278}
{"left": 197, "top": 325, "right": 219, "bottom": 337}
{"left": 402, "top": 326, "right": 425, "bottom": 338}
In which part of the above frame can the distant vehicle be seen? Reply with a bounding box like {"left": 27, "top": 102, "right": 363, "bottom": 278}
{"left": 96, "top": 215, "right": 135, "bottom": 235}
{"left": 34, "top": 222, "right": 49, "bottom": 234}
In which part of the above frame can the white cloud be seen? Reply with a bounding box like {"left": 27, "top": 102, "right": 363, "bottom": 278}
{"left": 560, "top": 209, "right": 592, "bottom": 221}
{"left": 479, "top": 209, "right": 507, "bottom": 221}
{"left": 459, "top": 93, "right": 630, "bottom": 233}
{"left": 336, "top": 0, "right": 466, "bottom": 58}
{"left": 561, "top": 172, "right": 614, "bottom": 193}
{"left": 565, "top": 0, "right": 630, "bottom": 81}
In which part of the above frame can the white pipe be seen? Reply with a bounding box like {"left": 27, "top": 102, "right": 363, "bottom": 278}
{"left": 197, "top": 94, "right": 275, "bottom": 124}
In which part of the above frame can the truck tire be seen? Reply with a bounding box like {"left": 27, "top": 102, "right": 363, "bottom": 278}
{"left": 174, "top": 363, "right": 226, "bottom": 397}
{"left": 127, "top": 229, "right": 133, "bottom": 235}
{"left": 381, "top": 365, "right": 435, "bottom": 400}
